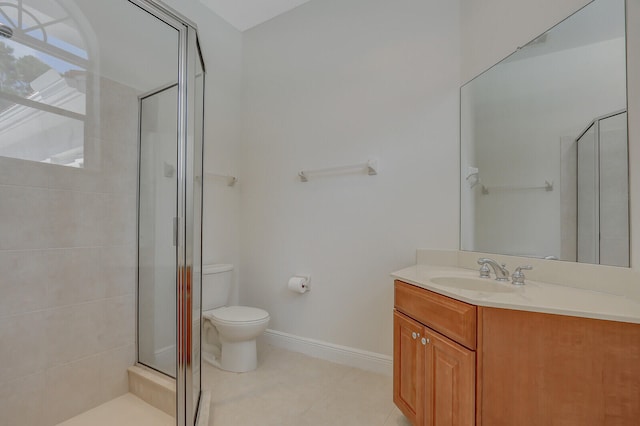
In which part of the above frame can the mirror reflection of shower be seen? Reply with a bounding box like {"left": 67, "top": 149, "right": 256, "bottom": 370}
{"left": 576, "top": 111, "right": 629, "bottom": 267}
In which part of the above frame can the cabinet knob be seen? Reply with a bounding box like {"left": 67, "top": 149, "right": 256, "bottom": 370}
{"left": 412, "top": 332, "right": 418, "bottom": 340}
{"left": 421, "top": 337, "right": 430, "bottom": 345}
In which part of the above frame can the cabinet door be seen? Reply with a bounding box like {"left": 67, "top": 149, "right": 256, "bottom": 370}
{"left": 480, "top": 307, "right": 640, "bottom": 426}
{"left": 424, "top": 328, "right": 475, "bottom": 426}
{"left": 394, "top": 311, "right": 426, "bottom": 425}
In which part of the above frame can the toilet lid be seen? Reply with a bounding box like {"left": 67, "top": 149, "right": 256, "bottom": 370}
{"left": 206, "top": 306, "right": 269, "bottom": 323}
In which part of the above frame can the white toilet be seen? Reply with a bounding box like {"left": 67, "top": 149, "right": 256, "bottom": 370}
{"left": 202, "top": 264, "right": 270, "bottom": 373}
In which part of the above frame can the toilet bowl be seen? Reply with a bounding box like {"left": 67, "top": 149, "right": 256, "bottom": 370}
{"left": 201, "top": 264, "right": 270, "bottom": 373}
{"left": 203, "top": 306, "right": 269, "bottom": 373}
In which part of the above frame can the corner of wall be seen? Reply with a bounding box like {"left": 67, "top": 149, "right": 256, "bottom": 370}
{"left": 627, "top": 0, "right": 640, "bottom": 269}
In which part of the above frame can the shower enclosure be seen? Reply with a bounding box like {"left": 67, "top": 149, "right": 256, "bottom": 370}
{"left": 577, "top": 111, "right": 629, "bottom": 267}
{"left": 137, "top": 24, "right": 205, "bottom": 421}
{"left": 135, "top": 0, "right": 205, "bottom": 423}
{"left": 0, "top": 0, "right": 204, "bottom": 425}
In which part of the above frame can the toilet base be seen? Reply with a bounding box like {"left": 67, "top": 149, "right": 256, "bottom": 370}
{"left": 219, "top": 339, "right": 258, "bottom": 373}
{"left": 202, "top": 351, "right": 221, "bottom": 369}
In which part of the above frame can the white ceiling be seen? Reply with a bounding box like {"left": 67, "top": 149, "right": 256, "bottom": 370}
{"left": 199, "top": 0, "right": 312, "bottom": 31}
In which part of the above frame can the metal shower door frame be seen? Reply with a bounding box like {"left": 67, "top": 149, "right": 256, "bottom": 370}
{"left": 129, "top": 0, "right": 204, "bottom": 425}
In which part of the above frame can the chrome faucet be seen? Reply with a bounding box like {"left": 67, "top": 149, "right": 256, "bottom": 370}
{"left": 477, "top": 258, "right": 510, "bottom": 281}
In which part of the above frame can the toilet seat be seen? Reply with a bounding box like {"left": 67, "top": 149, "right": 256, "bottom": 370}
{"left": 203, "top": 306, "right": 269, "bottom": 325}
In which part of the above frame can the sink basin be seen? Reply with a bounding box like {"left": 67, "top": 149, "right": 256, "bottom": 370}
{"left": 430, "top": 276, "right": 515, "bottom": 293}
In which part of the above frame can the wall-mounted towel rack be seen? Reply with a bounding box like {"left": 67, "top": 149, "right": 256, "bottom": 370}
{"left": 298, "top": 159, "right": 378, "bottom": 182}
{"left": 481, "top": 180, "right": 553, "bottom": 195}
{"left": 204, "top": 172, "right": 238, "bottom": 187}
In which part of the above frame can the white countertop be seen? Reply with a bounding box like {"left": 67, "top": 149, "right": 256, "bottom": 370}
{"left": 392, "top": 264, "right": 640, "bottom": 324}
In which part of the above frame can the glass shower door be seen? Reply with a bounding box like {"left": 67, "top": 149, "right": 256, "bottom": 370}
{"left": 138, "top": 84, "right": 179, "bottom": 377}
{"left": 597, "top": 112, "right": 628, "bottom": 266}
{"left": 178, "top": 26, "right": 205, "bottom": 425}
{"left": 576, "top": 111, "right": 629, "bottom": 267}
{"left": 135, "top": 2, "right": 205, "bottom": 424}
{"left": 577, "top": 123, "right": 598, "bottom": 264}
{"left": 190, "top": 39, "right": 205, "bottom": 420}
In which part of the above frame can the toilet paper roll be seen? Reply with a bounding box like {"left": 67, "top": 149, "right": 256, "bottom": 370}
{"left": 288, "top": 276, "right": 309, "bottom": 294}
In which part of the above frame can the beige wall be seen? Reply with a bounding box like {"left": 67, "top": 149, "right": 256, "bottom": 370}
{"left": 461, "top": 0, "right": 591, "bottom": 83}
{"left": 0, "top": 76, "right": 138, "bottom": 426}
{"left": 240, "top": 0, "right": 461, "bottom": 356}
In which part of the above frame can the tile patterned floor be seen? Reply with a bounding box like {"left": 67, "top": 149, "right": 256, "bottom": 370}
{"left": 203, "top": 344, "right": 410, "bottom": 426}
{"left": 56, "top": 344, "right": 408, "bottom": 426}
{"left": 56, "top": 393, "right": 174, "bottom": 426}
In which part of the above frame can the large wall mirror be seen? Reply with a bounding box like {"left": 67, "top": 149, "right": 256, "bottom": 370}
{"left": 460, "top": 0, "right": 629, "bottom": 267}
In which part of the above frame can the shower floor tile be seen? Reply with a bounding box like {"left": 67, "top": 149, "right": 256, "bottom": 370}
{"left": 56, "top": 393, "right": 174, "bottom": 426}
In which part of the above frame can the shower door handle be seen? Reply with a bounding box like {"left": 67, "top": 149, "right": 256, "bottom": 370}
{"left": 173, "top": 217, "right": 178, "bottom": 247}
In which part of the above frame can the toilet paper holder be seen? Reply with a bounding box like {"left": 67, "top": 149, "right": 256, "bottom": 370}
{"left": 288, "top": 275, "right": 311, "bottom": 293}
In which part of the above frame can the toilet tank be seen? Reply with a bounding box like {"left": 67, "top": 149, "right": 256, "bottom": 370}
{"left": 202, "top": 264, "right": 233, "bottom": 311}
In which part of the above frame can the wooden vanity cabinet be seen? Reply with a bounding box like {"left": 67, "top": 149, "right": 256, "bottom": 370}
{"left": 394, "top": 281, "right": 476, "bottom": 426}
{"left": 393, "top": 279, "right": 640, "bottom": 426}
{"left": 478, "top": 307, "right": 640, "bottom": 426}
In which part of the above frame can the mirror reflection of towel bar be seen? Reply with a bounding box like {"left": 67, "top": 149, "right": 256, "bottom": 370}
{"left": 481, "top": 180, "right": 553, "bottom": 195}
{"left": 204, "top": 172, "right": 238, "bottom": 186}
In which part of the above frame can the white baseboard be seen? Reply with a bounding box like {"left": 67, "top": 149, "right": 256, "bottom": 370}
{"left": 260, "top": 329, "right": 392, "bottom": 376}
{"left": 196, "top": 390, "right": 211, "bottom": 426}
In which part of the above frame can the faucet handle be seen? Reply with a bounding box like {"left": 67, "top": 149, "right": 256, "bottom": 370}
{"left": 478, "top": 262, "right": 490, "bottom": 278}
{"left": 512, "top": 265, "right": 533, "bottom": 286}
{"left": 477, "top": 258, "right": 490, "bottom": 278}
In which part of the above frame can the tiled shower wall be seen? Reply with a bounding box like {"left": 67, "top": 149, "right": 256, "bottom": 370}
{"left": 0, "top": 77, "right": 139, "bottom": 426}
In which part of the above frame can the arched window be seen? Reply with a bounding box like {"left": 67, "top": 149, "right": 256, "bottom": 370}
{"left": 0, "top": 0, "right": 88, "bottom": 167}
